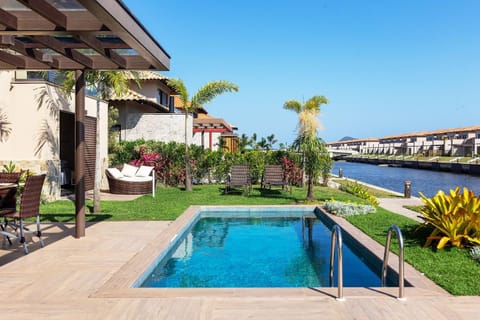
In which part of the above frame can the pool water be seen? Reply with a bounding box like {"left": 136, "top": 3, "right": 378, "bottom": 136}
{"left": 139, "top": 215, "right": 383, "bottom": 288}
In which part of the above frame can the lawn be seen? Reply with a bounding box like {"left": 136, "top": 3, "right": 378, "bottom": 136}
{"left": 39, "top": 184, "right": 480, "bottom": 295}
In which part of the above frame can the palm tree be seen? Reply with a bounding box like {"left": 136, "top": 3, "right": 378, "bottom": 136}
{"left": 266, "top": 134, "right": 278, "bottom": 151}
{"left": 167, "top": 79, "right": 239, "bottom": 191}
{"left": 61, "top": 71, "right": 137, "bottom": 212}
{"left": 238, "top": 133, "right": 250, "bottom": 153}
{"left": 284, "top": 95, "right": 329, "bottom": 200}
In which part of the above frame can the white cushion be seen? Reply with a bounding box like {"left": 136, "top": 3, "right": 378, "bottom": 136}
{"left": 118, "top": 176, "right": 152, "bottom": 182}
{"left": 107, "top": 167, "right": 123, "bottom": 179}
{"left": 121, "top": 163, "right": 138, "bottom": 177}
{"left": 136, "top": 165, "right": 154, "bottom": 177}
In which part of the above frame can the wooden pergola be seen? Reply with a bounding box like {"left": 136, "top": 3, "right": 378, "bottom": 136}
{"left": 0, "top": 0, "right": 170, "bottom": 238}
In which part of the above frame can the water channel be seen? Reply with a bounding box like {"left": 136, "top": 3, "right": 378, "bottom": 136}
{"left": 332, "top": 161, "right": 480, "bottom": 198}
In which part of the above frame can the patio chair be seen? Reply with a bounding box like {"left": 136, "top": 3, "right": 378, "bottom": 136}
{"left": 0, "top": 174, "right": 46, "bottom": 254}
{"left": 225, "top": 164, "right": 251, "bottom": 194}
{"left": 0, "top": 172, "right": 22, "bottom": 209}
{"left": 261, "top": 165, "right": 286, "bottom": 190}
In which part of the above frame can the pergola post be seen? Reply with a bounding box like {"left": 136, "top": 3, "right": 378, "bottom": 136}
{"left": 75, "top": 70, "right": 86, "bottom": 238}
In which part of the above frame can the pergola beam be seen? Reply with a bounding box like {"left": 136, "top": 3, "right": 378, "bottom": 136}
{"left": 76, "top": 34, "right": 127, "bottom": 68}
{"left": 31, "top": 35, "right": 94, "bottom": 69}
{"left": 16, "top": 0, "right": 67, "bottom": 31}
{"left": 0, "top": 8, "right": 18, "bottom": 30}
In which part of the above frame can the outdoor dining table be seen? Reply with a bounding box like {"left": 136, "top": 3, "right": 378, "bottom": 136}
{"left": 0, "top": 183, "right": 18, "bottom": 241}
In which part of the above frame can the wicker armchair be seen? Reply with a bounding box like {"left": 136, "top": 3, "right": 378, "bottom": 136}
{"left": 105, "top": 165, "right": 155, "bottom": 196}
{"left": 0, "top": 172, "right": 22, "bottom": 209}
{"left": 0, "top": 174, "right": 46, "bottom": 254}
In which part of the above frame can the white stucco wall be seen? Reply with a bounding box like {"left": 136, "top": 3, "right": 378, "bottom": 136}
{"left": 0, "top": 71, "right": 109, "bottom": 199}
{"left": 125, "top": 113, "right": 193, "bottom": 144}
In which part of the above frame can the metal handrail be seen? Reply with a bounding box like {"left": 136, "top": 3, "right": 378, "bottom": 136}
{"left": 329, "top": 225, "right": 344, "bottom": 300}
{"left": 382, "top": 224, "right": 405, "bottom": 300}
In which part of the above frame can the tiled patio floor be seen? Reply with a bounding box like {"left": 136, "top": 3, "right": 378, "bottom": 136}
{"left": 0, "top": 212, "right": 479, "bottom": 319}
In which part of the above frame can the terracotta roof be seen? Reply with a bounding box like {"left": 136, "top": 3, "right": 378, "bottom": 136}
{"left": 126, "top": 70, "right": 168, "bottom": 81}
{"left": 193, "top": 118, "right": 233, "bottom": 131}
{"left": 109, "top": 89, "right": 168, "bottom": 112}
{"left": 330, "top": 125, "right": 480, "bottom": 144}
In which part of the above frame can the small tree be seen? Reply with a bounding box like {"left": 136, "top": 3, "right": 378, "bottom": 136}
{"left": 284, "top": 95, "right": 329, "bottom": 200}
{"left": 167, "top": 79, "right": 239, "bottom": 191}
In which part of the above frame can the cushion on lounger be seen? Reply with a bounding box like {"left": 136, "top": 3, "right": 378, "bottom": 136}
{"left": 106, "top": 167, "right": 123, "bottom": 179}
{"left": 121, "top": 163, "right": 138, "bottom": 177}
{"left": 135, "top": 165, "right": 154, "bottom": 177}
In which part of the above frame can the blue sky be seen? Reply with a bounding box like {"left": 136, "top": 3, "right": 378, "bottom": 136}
{"left": 124, "top": 0, "right": 480, "bottom": 146}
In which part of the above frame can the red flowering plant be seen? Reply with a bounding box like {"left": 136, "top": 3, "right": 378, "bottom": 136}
{"left": 281, "top": 156, "right": 303, "bottom": 187}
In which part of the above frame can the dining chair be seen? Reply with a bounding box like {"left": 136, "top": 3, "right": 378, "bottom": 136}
{"left": 0, "top": 172, "right": 22, "bottom": 209}
{"left": 0, "top": 174, "right": 46, "bottom": 254}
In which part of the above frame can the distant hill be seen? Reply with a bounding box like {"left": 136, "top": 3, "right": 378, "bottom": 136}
{"left": 339, "top": 136, "right": 356, "bottom": 141}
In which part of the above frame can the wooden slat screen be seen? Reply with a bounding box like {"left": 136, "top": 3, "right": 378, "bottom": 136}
{"left": 84, "top": 116, "right": 96, "bottom": 191}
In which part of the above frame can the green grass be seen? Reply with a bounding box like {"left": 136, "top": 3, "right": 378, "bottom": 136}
{"left": 39, "top": 184, "right": 479, "bottom": 295}
{"left": 348, "top": 208, "right": 480, "bottom": 295}
{"left": 40, "top": 184, "right": 359, "bottom": 222}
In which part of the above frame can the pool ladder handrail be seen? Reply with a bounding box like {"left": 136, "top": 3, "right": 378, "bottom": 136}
{"left": 382, "top": 224, "right": 406, "bottom": 300}
{"left": 329, "top": 225, "right": 344, "bottom": 301}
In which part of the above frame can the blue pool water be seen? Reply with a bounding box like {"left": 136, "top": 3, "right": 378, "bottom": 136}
{"left": 138, "top": 209, "right": 386, "bottom": 288}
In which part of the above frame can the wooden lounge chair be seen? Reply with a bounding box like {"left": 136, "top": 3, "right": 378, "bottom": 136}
{"left": 0, "top": 172, "right": 22, "bottom": 209}
{"left": 225, "top": 164, "right": 251, "bottom": 194}
{"left": 261, "top": 165, "right": 286, "bottom": 190}
{"left": 0, "top": 174, "right": 46, "bottom": 254}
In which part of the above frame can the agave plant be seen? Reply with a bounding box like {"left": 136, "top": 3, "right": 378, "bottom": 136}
{"left": 419, "top": 187, "right": 480, "bottom": 249}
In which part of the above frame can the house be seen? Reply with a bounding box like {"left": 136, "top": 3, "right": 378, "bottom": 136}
{"left": 0, "top": 71, "right": 109, "bottom": 200}
{"left": 327, "top": 126, "right": 480, "bottom": 157}
{"left": 110, "top": 72, "right": 239, "bottom": 152}
{"left": 108, "top": 71, "right": 191, "bottom": 144}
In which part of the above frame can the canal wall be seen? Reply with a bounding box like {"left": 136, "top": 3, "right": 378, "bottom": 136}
{"left": 346, "top": 157, "right": 480, "bottom": 175}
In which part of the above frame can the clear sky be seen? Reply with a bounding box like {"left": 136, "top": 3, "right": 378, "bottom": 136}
{"left": 124, "top": 0, "right": 480, "bottom": 146}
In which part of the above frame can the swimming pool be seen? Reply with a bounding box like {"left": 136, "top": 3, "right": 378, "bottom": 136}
{"left": 136, "top": 207, "right": 397, "bottom": 288}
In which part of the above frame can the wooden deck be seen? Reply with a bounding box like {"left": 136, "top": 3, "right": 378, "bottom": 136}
{"left": 0, "top": 213, "right": 479, "bottom": 319}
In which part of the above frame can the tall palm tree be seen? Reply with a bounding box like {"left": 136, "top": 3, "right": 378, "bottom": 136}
{"left": 167, "top": 79, "right": 239, "bottom": 191}
{"left": 283, "top": 95, "right": 329, "bottom": 200}
{"left": 61, "top": 71, "right": 138, "bottom": 212}
{"left": 238, "top": 133, "right": 250, "bottom": 153}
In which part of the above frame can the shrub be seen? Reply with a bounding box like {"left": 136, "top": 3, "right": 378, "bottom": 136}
{"left": 470, "top": 246, "right": 480, "bottom": 263}
{"left": 322, "top": 199, "right": 376, "bottom": 218}
{"left": 419, "top": 187, "right": 480, "bottom": 249}
{"left": 340, "top": 181, "right": 379, "bottom": 206}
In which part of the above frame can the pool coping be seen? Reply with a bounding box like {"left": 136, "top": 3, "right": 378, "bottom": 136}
{"left": 93, "top": 205, "right": 449, "bottom": 299}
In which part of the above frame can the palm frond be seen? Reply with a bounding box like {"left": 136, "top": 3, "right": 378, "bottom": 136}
{"left": 283, "top": 100, "right": 302, "bottom": 113}
{"left": 166, "top": 78, "right": 189, "bottom": 112}
{"left": 304, "top": 95, "right": 329, "bottom": 113}
{"left": 191, "top": 80, "right": 238, "bottom": 111}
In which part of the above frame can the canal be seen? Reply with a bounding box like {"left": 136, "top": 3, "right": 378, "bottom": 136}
{"left": 332, "top": 161, "right": 480, "bottom": 198}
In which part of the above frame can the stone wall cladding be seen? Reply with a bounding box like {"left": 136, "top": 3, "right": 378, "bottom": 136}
{"left": 0, "top": 159, "right": 60, "bottom": 201}
{"left": 125, "top": 113, "right": 192, "bottom": 144}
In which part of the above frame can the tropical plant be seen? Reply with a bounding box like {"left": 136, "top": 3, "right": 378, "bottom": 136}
{"left": 166, "top": 78, "right": 239, "bottom": 191}
{"left": 340, "top": 181, "right": 379, "bottom": 206}
{"left": 323, "top": 199, "right": 376, "bottom": 218}
{"left": 419, "top": 187, "right": 480, "bottom": 249}
{"left": 283, "top": 95, "right": 330, "bottom": 200}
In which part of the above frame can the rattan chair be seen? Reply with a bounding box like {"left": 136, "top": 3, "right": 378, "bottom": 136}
{"left": 261, "top": 165, "right": 286, "bottom": 190}
{"left": 225, "top": 164, "right": 251, "bottom": 194}
{"left": 0, "top": 174, "right": 46, "bottom": 254}
{"left": 105, "top": 166, "right": 155, "bottom": 196}
{"left": 0, "top": 172, "right": 22, "bottom": 209}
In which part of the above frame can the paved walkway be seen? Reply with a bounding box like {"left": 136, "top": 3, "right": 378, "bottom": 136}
{"left": 377, "top": 197, "right": 424, "bottom": 222}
